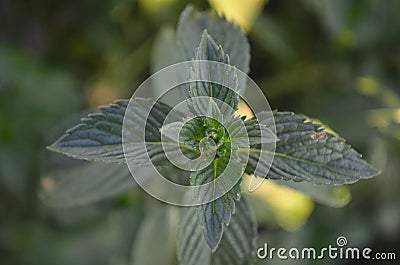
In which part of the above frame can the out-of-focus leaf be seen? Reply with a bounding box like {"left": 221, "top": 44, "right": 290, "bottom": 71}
{"left": 301, "top": 0, "right": 348, "bottom": 36}
{"left": 131, "top": 207, "right": 174, "bottom": 265}
{"left": 273, "top": 179, "right": 351, "bottom": 208}
{"left": 40, "top": 162, "right": 135, "bottom": 207}
{"left": 251, "top": 16, "right": 294, "bottom": 62}
{"left": 177, "top": 206, "right": 211, "bottom": 265}
{"left": 3, "top": 206, "right": 141, "bottom": 265}
{"left": 302, "top": 0, "right": 400, "bottom": 48}
{"left": 150, "top": 26, "right": 182, "bottom": 100}
{"left": 177, "top": 5, "right": 250, "bottom": 74}
{"left": 151, "top": 26, "right": 179, "bottom": 73}
{"left": 212, "top": 197, "right": 257, "bottom": 265}
{"left": 177, "top": 198, "right": 257, "bottom": 265}
{"left": 244, "top": 111, "right": 380, "bottom": 185}
{"left": 245, "top": 178, "right": 314, "bottom": 231}
{"left": 0, "top": 47, "right": 81, "bottom": 128}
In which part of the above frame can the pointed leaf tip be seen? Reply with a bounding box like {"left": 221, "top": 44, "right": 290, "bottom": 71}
{"left": 244, "top": 111, "right": 381, "bottom": 185}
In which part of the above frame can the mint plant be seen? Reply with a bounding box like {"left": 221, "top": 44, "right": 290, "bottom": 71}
{"left": 46, "top": 5, "right": 380, "bottom": 265}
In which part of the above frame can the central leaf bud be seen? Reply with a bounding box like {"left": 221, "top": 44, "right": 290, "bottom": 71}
{"left": 181, "top": 116, "right": 230, "bottom": 158}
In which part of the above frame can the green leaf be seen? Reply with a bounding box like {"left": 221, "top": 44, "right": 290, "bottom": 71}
{"left": 177, "top": 5, "right": 250, "bottom": 74}
{"left": 212, "top": 198, "right": 258, "bottom": 265}
{"left": 272, "top": 179, "right": 351, "bottom": 208}
{"left": 188, "top": 31, "right": 240, "bottom": 114}
{"left": 131, "top": 207, "right": 175, "bottom": 265}
{"left": 190, "top": 156, "right": 244, "bottom": 251}
{"left": 177, "top": 207, "right": 211, "bottom": 265}
{"left": 160, "top": 119, "right": 216, "bottom": 171}
{"left": 40, "top": 162, "right": 135, "bottom": 207}
{"left": 151, "top": 26, "right": 179, "bottom": 73}
{"left": 177, "top": 198, "right": 257, "bottom": 265}
{"left": 150, "top": 27, "right": 186, "bottom": 100}
{"left": 48, "top": 99, "right": 128, "bottom": 163}
{"left": 160, "top": 121, "right": 185, "bottom": 142}
{"left": 161, "top": 118, "right": 206, "bottom": 149}
{"left": 243, "top": 116, "right": 278, "bottom": 145}
{"left": 244, "top": 111, "right": 380, "bottom": 185}
{"left": 48, "top": 98, "right": 193, "bottom": 165}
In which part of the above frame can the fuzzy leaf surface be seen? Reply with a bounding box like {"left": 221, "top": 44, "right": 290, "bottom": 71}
{"left": 188, "top": 31, "right": 240, "bottom": 113}
{"left": 48, "top": 98, "right": 194, "bottom": 165}
{"left": 243, "top": 111, "right": 380, "bottom": 184}
{"left": 190, "top": 156, "right": 244, "bottom": 251}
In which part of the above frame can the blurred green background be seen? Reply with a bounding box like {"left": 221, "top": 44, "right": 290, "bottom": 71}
{"left": 0, "top": 0, "right": 399, "bottom": 264}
